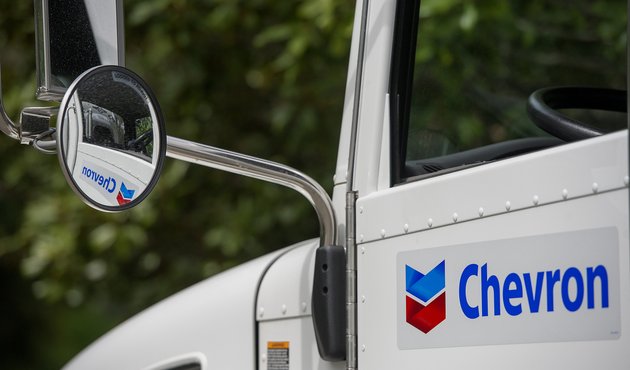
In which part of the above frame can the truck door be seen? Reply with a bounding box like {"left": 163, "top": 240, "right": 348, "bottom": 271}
{"left": 351, "top": 0, "right": 628, "bottom": 368}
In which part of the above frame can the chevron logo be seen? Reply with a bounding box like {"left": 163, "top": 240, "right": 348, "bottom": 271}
{"left": 116, "top": 182, "right": 136, "bottom": 205}
{"left": 405, "top": 261, "right": 446, "bottom": 333}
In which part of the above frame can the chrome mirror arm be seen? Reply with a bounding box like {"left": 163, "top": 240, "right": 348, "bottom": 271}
{"left": 0, "top": 66, "right": 20, "bottom": 141}
{"left": 0, "top": 64, "right": 59, "bottom": 152}
{"left": 166, "top": 135, "right": 337, "bottom": 247}
{"left": 20, "top": 106, "right": 58, "bottom": 146}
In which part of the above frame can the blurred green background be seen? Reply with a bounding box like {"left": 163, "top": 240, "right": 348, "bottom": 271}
{"left": 1, "top": 1, "right": 352, "bottom": 368}
{"left": 0, "top": 1, "right": 626, "bottom": 369}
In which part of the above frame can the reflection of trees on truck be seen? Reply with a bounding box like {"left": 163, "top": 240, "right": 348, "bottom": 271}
{"left": 81, "top": 101, "right": 153, "bottom": 161}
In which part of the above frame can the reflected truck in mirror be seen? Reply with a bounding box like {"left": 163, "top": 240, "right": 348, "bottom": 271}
{"left": 0, "top": 1, "right": 628, "bottom": 370}
{"left": 57, "top": 65, "right": 166, "bottom": 211}
{"left": 82, "top": 101, "right": 126, "bottom": 148}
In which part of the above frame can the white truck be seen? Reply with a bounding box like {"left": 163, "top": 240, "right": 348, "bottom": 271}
{"left": 1, "top": 0, "right": 628, "bottom": 369}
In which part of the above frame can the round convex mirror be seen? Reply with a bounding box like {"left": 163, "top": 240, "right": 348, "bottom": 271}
{"left": 57, "top": 65, "right": 166, "bottom": 211}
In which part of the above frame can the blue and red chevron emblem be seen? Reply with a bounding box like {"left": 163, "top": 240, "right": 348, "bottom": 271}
{"left": 116, "top": 182, "right": 136, "bottom": 205}
{"left": 405, "top": 261, "right": 446, "bottom": 333}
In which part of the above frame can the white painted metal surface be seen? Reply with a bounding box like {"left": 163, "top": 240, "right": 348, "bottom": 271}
{"left": 63, "top": 248, "right": 285, "bottom": 370}
{"left": 256, "top": 239, "right": 318, "bottom": 321}
{"left": 332, "top": 0, "right": 362, "bottom": 190}
{"left": 333, "top": 0, "right": 397, "bottom": 195}
{"left": 356, "top": 133, "right": 629, "bottom": 369}
{"left": 357, "top": 132, "right": 628, "bottom": 243}
{"left": 358, "top": 191, "right": 629, "bottom": 369}
{"left": 348, "top": 0, "right": 396, "bottom": 198}
{"left": 258, "top": 316, "right": 345, "bottom": 370}
{"left": 256, "top": 240, "right": 348, "bottom": 370}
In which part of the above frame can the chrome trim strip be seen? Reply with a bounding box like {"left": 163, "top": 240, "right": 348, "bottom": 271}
{"left": 345, "top": 0, "right": 370, "bottom": 367}
{"left": 346, "top": 190, "right": 358, "bottom": 369}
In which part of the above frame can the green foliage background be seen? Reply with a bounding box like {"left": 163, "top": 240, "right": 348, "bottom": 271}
{"left": 1, "top": 1, "right": 353, "bottom": 368}
{"left": 0, "top": 1, "right": 626, "bottom": 369}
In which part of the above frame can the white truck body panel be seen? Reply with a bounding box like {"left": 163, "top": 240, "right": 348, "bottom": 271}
{"left": 62, "top": 247, "right": 286, "bottom": 370}
{"left": 258, "top": 317, "right": 345, "bottom": 370}
{"left": 356, "top": 133, "right": 629, "bottom": 369}
{"left": 333, "top": 0, "right": 398, "bottom": 196}
{"left": 257, "top": 240, "right": 318, "bottom": 321}
{"left": 356, "top": 132, "right": 628, "bottom": 242}
{"left": 359, "top": 191, "right": 629, "bottom": 369}
{"left": 256, "top": 240, "right": 344, "bottom": 370}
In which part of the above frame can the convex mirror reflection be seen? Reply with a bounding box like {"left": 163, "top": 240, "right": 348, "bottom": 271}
{"left": 57, "top": 65, "right": 166, "bottom": 211}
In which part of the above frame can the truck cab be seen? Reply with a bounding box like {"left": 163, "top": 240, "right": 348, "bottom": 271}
{"left": 1, "top": 0, "right": 628, "bottom": 369}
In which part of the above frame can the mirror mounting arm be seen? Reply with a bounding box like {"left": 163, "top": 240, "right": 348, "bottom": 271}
{"left": 166, "top": 135, "right": 337, "bottom": 247}
{"left": 0, "top": 66, "right": 20, "bottom": 141}
{"left": 0, "top": 65, "right": 58, "bottom": 148}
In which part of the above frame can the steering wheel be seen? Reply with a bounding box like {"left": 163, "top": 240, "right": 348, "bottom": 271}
{"left": 526, "top": 87, "right": 627, "bottom": 142}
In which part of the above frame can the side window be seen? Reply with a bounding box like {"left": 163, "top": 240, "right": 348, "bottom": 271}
{"left": 390, "top": 0, "right": 627, "bottom": 184}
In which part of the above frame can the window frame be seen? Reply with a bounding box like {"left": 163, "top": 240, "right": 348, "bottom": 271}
{"left": 389, "top": 0, "right": 421, "bottom": 186}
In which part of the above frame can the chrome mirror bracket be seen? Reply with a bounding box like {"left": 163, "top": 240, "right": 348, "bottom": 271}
{"left": 0, "top": 64, "right": 58, "bottom": 150}
{"left": 20, "top": 106, "right": 58, "bottom": 144}
{"left": 0, "top": 65, "right": 21, "bottom": 141}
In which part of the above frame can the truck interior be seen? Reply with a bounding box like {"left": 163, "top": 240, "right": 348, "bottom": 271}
{"left": 390, "top": 0, "right": 627, "bottom": 184}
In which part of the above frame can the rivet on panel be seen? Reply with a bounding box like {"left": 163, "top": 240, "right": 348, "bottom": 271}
{"left": 380, "top": 229, "right": 386, "bottom": 238}
{"left": 359, "top": 206, "right": 364, "bottom": 214}
{"left": 427, "top": 218, "right": 433, "bottom": 228}
{"left": 404, "top": 223, "right": 409, "bottom": 233}
{"left": 592, "top": 182, "right": 599, "bottom": 194}
{"left": 361, "top": 345, "right": 366, "bottom": 352}
{"left": 361, "top": 246, "right": 365, "bottom": 255}
{"left": 452, "top": 213, "right": 458, "bottom": 223}
{"left": 532, "top": 195, "right": 539, "bottom": 206}
{"left": 258, "top": 307, "right": 264, "bottom": 318}
{"left": 261, "top": 353, "right": 267, "bottom": 363}
{"left": 562, "top": 188, "right": 569, "bottom": 200}
{"left": 361, "top": 295, "right": 366, "bottom": 303}
{"left": 282, "top": 304, "right": 287, "bottom": 315}
{"left": 302, "top": 302, "right": 307, "bottom": 313}
{"left": 625, "top": 176, "right": 629, "bottom": 186}
{"left": 359, "top": 234, "right": 364, "bottom": 243}
{"left": 505, "top": 201, "right": 511, "bottom": 211}
{"left": 478, "top": 207, "right": 484, "bottom": 217}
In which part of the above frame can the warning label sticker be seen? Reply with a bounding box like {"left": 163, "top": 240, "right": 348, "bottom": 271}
{"left": 267, "top": 341, "right": 289, "bottom": 370}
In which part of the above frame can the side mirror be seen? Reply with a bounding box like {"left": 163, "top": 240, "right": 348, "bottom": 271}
{"left": 57, "top": 65, "right": 166, "bottom": 211}
{"left": 35, "top": 0, "right": 125, "bottom": 101}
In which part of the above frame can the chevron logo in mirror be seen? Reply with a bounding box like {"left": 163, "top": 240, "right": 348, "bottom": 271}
{"left": 116, "top": 182, "right": 136, "bottom": 205}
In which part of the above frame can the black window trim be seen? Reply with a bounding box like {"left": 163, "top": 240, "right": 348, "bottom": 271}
{"left": 389, "top": 0, "right": 421, "bottom": 186}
